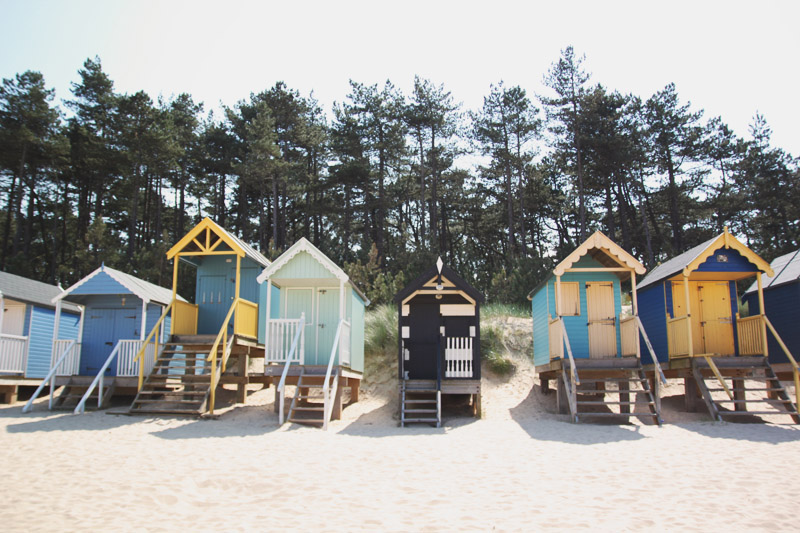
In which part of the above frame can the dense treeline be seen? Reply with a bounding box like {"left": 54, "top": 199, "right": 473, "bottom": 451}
{"left": 1, "top": 47, "right": 798, "bottom": 305}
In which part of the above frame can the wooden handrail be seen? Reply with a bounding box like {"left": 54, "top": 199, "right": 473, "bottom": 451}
{"left": 135, "top": 300, "right": 174, "bottom": 391}
{"left": 763, "top": 315, "right": 800, "bottom": 411}
{"left": 559, "top": 318, "right": 579, "bottom": 386}
{"left": 22, "top": 340, "right": 76, "bottom": 413}
{"left": 207, "top": 298, "right": 239, "bottom": 415}
{"left": 278, "top": 313, "right": 305, "bottom": 424}
{"left": 703, "top": 355, "right": 734, "bottom": 400}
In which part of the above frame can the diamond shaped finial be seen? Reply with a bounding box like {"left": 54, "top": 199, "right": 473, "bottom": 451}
{"left": 436, "top": 256, "right": 443, "bottom": 274}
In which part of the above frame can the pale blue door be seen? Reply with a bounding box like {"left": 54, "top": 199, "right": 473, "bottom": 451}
{"left": 285, "top": 288, "right": 314, "bottom": 363}
{"left": 316, "top": 289, "right": 340, "bottom": 366}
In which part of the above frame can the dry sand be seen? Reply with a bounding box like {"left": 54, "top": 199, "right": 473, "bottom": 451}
{"left": 3, "top": 349, "right": 800, "bottom": 532}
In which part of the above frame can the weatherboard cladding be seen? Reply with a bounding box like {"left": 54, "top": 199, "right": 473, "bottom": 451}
{"left": 0, "top": 271, "right": 79, "bottom": 312}
{"left": 273, "top": 250, "right": 338, "bottom": 280}
{"left": 25, "top": 305, "right": 80, "bottom": 378}
{"left": 350, "top": 289, "right": 365, "bottom": 373}
{"left": 61, "top": 266, "right": 179, "bottom": 306}
{"left": 530, "top": 285, "right": 550, "bottom": 367}
{"left": 637, "top": 284, "right": 669, "bottom": 363}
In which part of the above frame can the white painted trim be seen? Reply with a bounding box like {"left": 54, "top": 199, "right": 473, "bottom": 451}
{"left": 53, "top": 265, "right": 177, "bottom": 306}
{"left": 401, "top": 326, "right": 410, "bottom": 339}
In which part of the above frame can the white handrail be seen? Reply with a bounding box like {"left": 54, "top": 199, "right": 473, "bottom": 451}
{"left": 22, "top": 340, "right": 76, "bottom": 413}
{"left": 74, "top": 341, "right": 123, "bottom": 414}
{"left": 323, "top": 319, "right": 345, "bottom": 431}
{"left": 277, "top": 313, "right": 305, "bottom": 424}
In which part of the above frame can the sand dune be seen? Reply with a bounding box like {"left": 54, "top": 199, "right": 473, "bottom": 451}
{"left": 3, "top": 359, "right": 800, "bottom": 532}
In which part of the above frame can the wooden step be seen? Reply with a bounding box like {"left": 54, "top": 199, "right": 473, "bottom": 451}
{"left": 404, "top": 408, "right": 437, "bottom": 414}
{"left": 403, "top": 418, "right": 439, "bottom": 423}
{"left": 133, "top": 399, "right": 204, "bottom": 405}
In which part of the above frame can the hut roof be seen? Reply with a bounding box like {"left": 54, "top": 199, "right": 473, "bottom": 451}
{"left": 394, "top": 259, "right": 484, "bottom": 305}
{"left": 553, "top": 230, "right": 645, "bottom": 277}
{"left": 54, "top": 265, "right": 184, "bottom": 306}
{"left": 167, "top": 217, "right": 270, "bottom": 268}
{"left": 0, "top": 271, "right": 80, "bottom": 312}
{"left": 639, "top": 228, "right": 773, "bottom": 290}
{"left": 744, "top": 248, "right": 800, "bottom": 294}
{"left": 257, "top": 238, "right": 369, "bottom": 305}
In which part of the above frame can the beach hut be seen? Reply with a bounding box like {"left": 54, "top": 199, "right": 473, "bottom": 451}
{"left": 22, "top": 265, "right": 179, "bottom": 412}
{"left": 637, "top": 228, "right": 799, "bottom": 422}
{"left": 127, "top": 217, "right": 277, "bottom": 416}
{"left": 529, "top": 231, "right": 661, "bottom": 424}
{"left": 257, "top": 237, "right": 368, "bottom": 429}
{"left": 0, "top": 271, "right": 81, "bottom": 403}
{"left": 742, "top": 248, "right": 800, "bottom": 377}
{"left": 394, "top": 258, "right": 483, "bottom": 427}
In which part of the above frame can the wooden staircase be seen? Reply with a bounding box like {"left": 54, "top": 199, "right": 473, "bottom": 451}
{"left": 400, "top": 380, "right": 441, "bottom": 427}
{"left": 287, "top": 367, "right": 338, "bottom": 427}
{"left": 691, "top": 356, "right": 800, "bottom": 423}
{"left": 128, "top": 335, "right": 220, "bottom": 416}
{"left": 561, "top": 359, "right": 662, "bottom": 425}
{"left": 54, "top": 377, "right": 116, "bottom": 410}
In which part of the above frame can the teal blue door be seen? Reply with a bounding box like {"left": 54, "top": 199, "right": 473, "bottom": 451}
{"left": 197, "top": 274, "right": 230, "bottom": 334}
{"left": 316, "top": 289, "right": 340, "bottom": 365}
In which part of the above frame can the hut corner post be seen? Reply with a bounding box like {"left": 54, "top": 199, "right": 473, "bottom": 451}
{"left": 757, "top": 272, "right": 768, "bottom": 358}
{"left": 684, "top": 273, "right": 693, "bottom": 358}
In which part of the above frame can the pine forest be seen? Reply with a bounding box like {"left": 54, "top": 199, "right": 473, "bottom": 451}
{"left": 1, "top": 46, "right": 798, "bottom": 305}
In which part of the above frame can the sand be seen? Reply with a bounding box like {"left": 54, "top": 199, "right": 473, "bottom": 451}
{"left": 3, "top": 355, "right": 800, "bottom": 532}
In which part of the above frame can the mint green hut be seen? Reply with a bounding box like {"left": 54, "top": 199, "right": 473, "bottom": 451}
{"left": 257, "top": 238, "right": 369, "bottom": 428}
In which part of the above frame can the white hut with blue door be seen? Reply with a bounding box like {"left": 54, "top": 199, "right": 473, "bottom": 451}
{"left": 394, "top": 258, "right": 484, "bottom": 427}
{"left": 637, "top": 228, "right": 799, "bottom": 422}
{"left": 127, "top": 217, "right": 278, "bottom": 416}
{"left": 528, "top": 231, "right": 662, "bottom": 424}
{"left": 22, "top": 265, "right": 180, "bottom": 413}
{"left": 0, "top": 271, "right": 80, "bottom": 403}
{"left": 257, "top": 237, "right": 369, "bottom": 429}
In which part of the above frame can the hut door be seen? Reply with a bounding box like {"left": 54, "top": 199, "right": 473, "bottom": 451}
{"left": 316, "top": 289, "right": 340, "bottom": 364}
{"left": 586, "top": 282, "right": 617, "bottom": 358}
{"left": 698, "top": 282, "right": 735, "bottom": 355}
{"left": 197, "top": 274, "right": 227, "bottom": 334}
{"left": 2, "top": 304, "right": 25, "bottom": 335}
{"left": 82, "top": 308, "right": 135, "bottom": 376}
{"left": 407, "top": 301, "right": 441, "bottom": 380}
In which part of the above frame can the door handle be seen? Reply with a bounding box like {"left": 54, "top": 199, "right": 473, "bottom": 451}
{"left": 105, "top": 342, "right": 113, "bottom": 346}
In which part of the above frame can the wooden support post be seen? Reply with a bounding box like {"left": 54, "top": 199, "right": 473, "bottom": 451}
{"left": 475, "top": 391, "right": 482, "bottom": 419}
{"left": 274, "top": 383, "right": 280, "bottom": 414}
{"left": 0, "top": 385, "right": 18, "bottom": 404}
{"left": 237, "top": 353, "right": 249, "bottom": 404}
{"left": 333, "top": 376, "right": 343, "bottom": 420}
{"left": 733, "top": 378, "right": 746, "bottom": 411}
{"left": 684, "top": 377, "right": 700, "bottom": 413}
{"left": 350, "top": 378, "right": 360, "bottom": 403}
{"left": 756, "top": 272, "right": 768, "bottom": 357}
{"left": 619, "top": 380, "right": 630, "bottom": 414}
{"left": 683, "top": 275, "right": 694, "bottom": 358}
{"left": 556, "top": 378, "right": 568, "bottom": 414}
{"left": 541, "top": 377, "right": 550, "bottom": 394}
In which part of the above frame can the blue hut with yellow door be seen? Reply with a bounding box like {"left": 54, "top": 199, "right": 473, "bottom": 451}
{"left": 529, "top": 231, "right": 662, "bottom": 424}
{"left": 638, "top": 228, "right": 799, "bottom": 422}
{"left": 257, "top": 237, "right": 368, "bottom": 429}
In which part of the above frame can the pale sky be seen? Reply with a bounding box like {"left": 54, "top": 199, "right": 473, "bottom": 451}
{"left": 1, "top": 0, "right": 798, "bottom": 154}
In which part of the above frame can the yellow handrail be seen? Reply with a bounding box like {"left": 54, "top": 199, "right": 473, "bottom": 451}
{"left": 763, "top": 315, "right": 800, "bottom": 411}
{"left": 703, "top": 355, "right": 734, "bottom": 400}
{"left": 206, "top": 298, "right": 239, "bottom": 415}
{"left": 135, "top": 300, "right": 174, "bottom": 391}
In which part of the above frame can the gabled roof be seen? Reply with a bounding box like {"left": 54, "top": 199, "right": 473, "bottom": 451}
{"left": 257, "top": 238, "right": 370, "bottom": 305}
{"left": 639, "top": 228, "right": 773, "bottom": 290}
{"left": 54, "top": 265, "right": 184, "bottom": 306}
{"left": 0, "top": 271, "right": 80, "bottom": 312}
{"left": 744, "top": 248, "right": 800, "bottom": 294}
{"left": 167, "top": 217, "right": 270, "bottom": 268}
{"left": 553, "top": 230, "right": 645, "bottom": 277}
{"left": 393, "top": 260, "right": 484, "bottom": 305}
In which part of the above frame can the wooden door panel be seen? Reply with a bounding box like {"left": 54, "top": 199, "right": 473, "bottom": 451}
{"left": 587, "top": 282, "right": 616, "bottom": 358}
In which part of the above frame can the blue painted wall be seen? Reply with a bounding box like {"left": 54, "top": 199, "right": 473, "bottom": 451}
{"left": 25, "top": 306, "right": 80, "bottom": 378}
{"left": 530, "top": 256, "right": 623, "bottom": 366}
{"left": 695, "top": 247, "right": 759, "bottom": 274}
{"left": 70, "top": 271, "right": 129, "bottom": 296}
{"left": 256, "top": 282, "right": 282, "bottom": 343}
{"left": 638, "top": 283, "right": 669, "bottom": 363}
{"left": 745, "top": 282, "right": 800, "bottom": 365}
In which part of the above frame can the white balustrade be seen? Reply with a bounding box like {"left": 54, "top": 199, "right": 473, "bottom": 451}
{"left": 116, "top": 340, "right": 157, "bottom": 377}
{"left": 0, "top": 334, "right": 28, "bottom": 374}
{"left": 445, "top": 337, "right": 473, "bottom": 378}
{"left": 52, "top": 339, "right": 81, "bottom": 376}
{"left": 266, "top": 319, "right": 304, "bottom": 363}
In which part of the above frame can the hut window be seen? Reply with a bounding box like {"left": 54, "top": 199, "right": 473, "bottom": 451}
{"left": 559, "top": 282, "right": 580, "bottom": 316}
